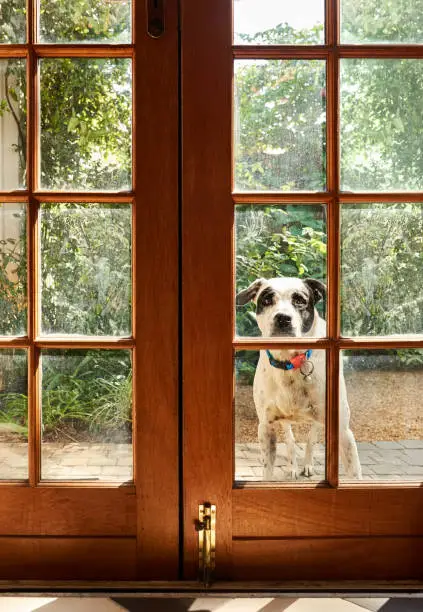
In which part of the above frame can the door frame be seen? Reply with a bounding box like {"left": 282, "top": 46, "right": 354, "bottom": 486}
{"left": 181, "top": 0, "right": 423, "bottom": 582}
{"left": 0, "top": 0, "right": 179, "bottom": 581}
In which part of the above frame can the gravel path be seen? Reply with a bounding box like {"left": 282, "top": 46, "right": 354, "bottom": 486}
{"left": 235, "top": 369, "right": 423, "bottom": 443}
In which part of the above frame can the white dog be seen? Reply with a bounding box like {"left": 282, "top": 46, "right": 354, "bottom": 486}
{"left": 236, "top": 277, "right": 362, "bottom": 480}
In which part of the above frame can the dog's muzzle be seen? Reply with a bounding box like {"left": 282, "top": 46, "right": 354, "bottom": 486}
{"left": 272, "top": 313, "right": 294, "bottom": 336}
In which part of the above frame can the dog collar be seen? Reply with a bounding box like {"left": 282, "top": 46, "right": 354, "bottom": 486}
{"left": 266, "top": 349, "right": 312, "bottom": 371}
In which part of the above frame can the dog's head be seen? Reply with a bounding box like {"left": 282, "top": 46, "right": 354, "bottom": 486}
{"left": 236, "top": 277, "right": 326, "bottom": 337}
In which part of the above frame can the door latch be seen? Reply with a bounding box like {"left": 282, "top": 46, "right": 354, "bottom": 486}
{"left": 147, "top": 0, "right": 165, "bottom": 38}
{"left": 195, "top": 502, "right": 216, "bottom": 587}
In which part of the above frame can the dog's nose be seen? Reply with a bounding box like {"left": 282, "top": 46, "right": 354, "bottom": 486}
{"left": 274, "top": 313, "right": 292, "bottom": 329}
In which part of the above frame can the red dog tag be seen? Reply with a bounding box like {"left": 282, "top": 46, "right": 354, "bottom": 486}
{"left": 290, "top": 353, "right": 307, "bottom": 369}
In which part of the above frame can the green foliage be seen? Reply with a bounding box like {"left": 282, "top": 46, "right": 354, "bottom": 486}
{"left": 0, "top": 351, "right": 132, "bottom": 441}
{"left": 342, "top": 204, "right": 423, "bottom": 337}
{"left": 344, "top": 349, "right": 423, "bottom": 371}
{"left": 91, "top": 372, "right": 132, "bottom": 432}
{"left": 341, "top": 59, "right": 423, "bottom": 191}
{"left": 40, "top": 58, "right": 132, "bottom": 190}
{"left": 0, "top": 350, "right": 27, "bottom": 438}
{"left": 41, "top": 203, "right": 131, "bottom": 335}
{"left": 341, "top": 0, "right": 423, "bottom": 43}
{"left": 0, "top": 4, "right": 423, "bottom": 436}
{"left": 0, "top": 206, "right": 26, "bottom": 336}
{"left": 238, "top": 23, "right": 323, "bottom": 45}
{"left": 0, "top": 0, "right": 26, "bottom": 43}
{"left": 39, "top": 0, "right": 130, "bottom": 43}
{"left": 41, "top": 351, "right": 132, "bottom": 440}
{"left": 235, "top": 53, "right": 326, "bottom": 191}
{"left": 0, "top": 2, "right": 133, "bottom": 440}
{"left": 0, "top": 59, "right": 26, "bottom": 182}
{"left": 0, "top": 393, "right": 28, "bottom": 436}
{"left": 236, "top": 351, "right": 258, "bottom": 385}
{"left": 236, "top": 205, "right": 326, "bottom": 337}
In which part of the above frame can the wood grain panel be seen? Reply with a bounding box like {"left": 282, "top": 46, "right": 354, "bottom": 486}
{"left": 0, "top": 488, "right": 136, "bottom": 536}
{"left": 182, "top": 0, "right": 233, "bottom": 580}
{"left": 133, "top": 0, "right": 179, "bottom": 580}
{"left": 0, "top": 537, "right": 136, "bottom": 580}
{"left": 232, "top": 537, "right": 423, "bottom": 581}
{"left": 233, "top": 488, "right": 423, "bottom": 538}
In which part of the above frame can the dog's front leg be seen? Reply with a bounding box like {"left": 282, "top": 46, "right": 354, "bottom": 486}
{"left": 303, "top": 421, "right": 320, "bottom": 477}
{"left": 283, "top": 422, "right": 299, "bottom": 479}
{"left": 339, "top": 378, "right": 362, "bottom": 479}
{"left": 258, "top": 421, "right": 276, "bottom": 481}
{"left": 340, "top": 427, "right": 362, "bottom": 480}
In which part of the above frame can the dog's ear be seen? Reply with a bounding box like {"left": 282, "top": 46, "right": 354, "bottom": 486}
{"left": 236, "top": 278, "right": 266, "bottom": 306}
{"left": 303, "top": 278, "right": 326, "bottom": 304}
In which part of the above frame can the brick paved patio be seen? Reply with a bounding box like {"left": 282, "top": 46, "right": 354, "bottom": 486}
{"left": 0, "top": 442, "right": 133, "bottom": 481}
{"left": 1, "top": 440, "right": 423, "bottom": 481}
{"left": 235, "top": 440, "right": 423, "bottom": 482}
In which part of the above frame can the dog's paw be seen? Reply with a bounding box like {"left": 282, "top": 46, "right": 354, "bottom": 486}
{"left": 263, "top": 468, "right": 274, "bottom": 481}
{"left": 302, "top": 464, "right": 314, "bottom": 478}
{"left": 285, "top": 465, "right": 299, "bottom": 480}
{"left": 346, "top": 466, "right": 363, "bottom": 480}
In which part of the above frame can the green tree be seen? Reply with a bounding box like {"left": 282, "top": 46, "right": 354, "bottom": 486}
{"left": 41, "top": 203, "right": 132, "bottom": 336}
{"left": 0, "top": 2, "right": 133, "bottom": 439}
{"left": 341, "top": 203, "right": 423, "bottom": 336}
{"left": 341, "top": 0, "right": 423, "bottom": 43}
{"left": 0, "top": 0, "right": 26, "bottom": 43}
{"left": 40, "top": 57, "right": 132, "bottom": 191}
{"left": 235, "top": 56, "right": 326, "bottom": 191}
{"left": 39, "top": 0, "right": 130, "bottom": 43}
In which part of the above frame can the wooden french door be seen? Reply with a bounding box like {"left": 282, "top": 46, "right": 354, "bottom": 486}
{"left": 182, "top": 0, "right": 423, "bottom": 582}
{"left": 0, "top": 0, "right": 178, "bottom": 580}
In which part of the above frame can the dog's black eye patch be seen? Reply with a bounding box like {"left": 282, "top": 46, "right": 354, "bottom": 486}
{"left": 292, "top": 292, "right": 307, "bottom": 308}
{"left": 256, "top": 289, "right": 275, "bottom": 314}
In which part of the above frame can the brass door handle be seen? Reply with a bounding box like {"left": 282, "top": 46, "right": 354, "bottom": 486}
{"left": 147, "top": 0, "right": 165, "bottom": 38}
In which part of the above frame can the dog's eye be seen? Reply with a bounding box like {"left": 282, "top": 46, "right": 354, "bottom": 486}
{"left": 292, "top": 293, "right": 307, "bottom": 307}
{"left": 259, "top": 293, "right": 274, "bottom": 308}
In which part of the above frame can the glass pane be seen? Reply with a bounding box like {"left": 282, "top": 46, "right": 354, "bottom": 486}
{"left": 235, "top": 349, "right": 326, "bottom": 482}
{"left": 234, "top": 60, "right": 326, "bottom": 191}
{"left": 0, "top": 203, "right": 26, "bottom": 336}
{"left": 0, "top": 59, "right": 26, "bottom": 190}
{"left": 0, "top": 0, "right": 26, "bottom": 44}
{"left": 234, "top": 0, "right": 324, "bottom": 45}
{"left": 39, "top": 0, "right": 131, "bottom": 44}
{"left": 236, "top": 204, "right": 327, "bottom": 338}
{"left": 341, "top": 350, "right": 423, "bottom": 482}
{"left": 341, "top": 59, "right": 423, "bottom": 192}
{"left": 341, "top": 203, "right": 423, "bottom": 337}
{"left": 41, "top": 350, "right": 132, "bottom": 481}
{"left": 40, "top": 203, "right": 132, "bottom": 336}
{"left": 40, "top": 58, "right": 132, "bottom": 191}
{"left": 0, "top": 349, "right": 28, "bottom": 480}
{"left": 341, "top": 0, "right": 423, "bottom": 44}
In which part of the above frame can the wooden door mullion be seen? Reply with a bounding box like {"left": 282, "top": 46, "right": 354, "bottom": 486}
{"left": 326, "top": 0, "right": 341, "bottom": 484}
{"left": 27, "top": 0, "right": 38, "bottom": 486}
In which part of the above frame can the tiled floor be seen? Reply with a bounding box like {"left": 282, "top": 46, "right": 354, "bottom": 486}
{"left": 1, "top": 597, "right": 423, "bottom": 612}
{"left": 235, "top": 441, "right": 423, "bottom": 482}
